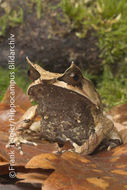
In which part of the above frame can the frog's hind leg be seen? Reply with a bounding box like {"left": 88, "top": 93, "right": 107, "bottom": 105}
{"left": 61, "top": 124, "right": 112, "bottom": 155}
{"left": 65, "top": 119, "right": 121, "bottom": 155}
{"left": 106, "top": 127, "right": 122, "bottom": 151}
{"left": 71, "top": 124, "right": 109, "bottom": 155}
{"left": 96, "top": 118, "right": 122, "bottom": 152}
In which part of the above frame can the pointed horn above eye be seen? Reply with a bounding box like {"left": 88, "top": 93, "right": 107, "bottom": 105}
{"left": 26, "top": 57, "right": 41, "bottom": 81}
{"left": 70, "top": 60, "right": 76, "bottom": 68}
{"left": 69, "top": 61, "right": 82, "bottom": 73}
{"left": 26, "top": 56, "right": 40, "bottom": 73}
{"left": 26, "top": 57, "right": 41, "bottom": 74}
{"left": 26, "top": 57, "right": 44, "bottom": 76}
{"left": 26, "top": 56, "right": 34, "bottom": 67}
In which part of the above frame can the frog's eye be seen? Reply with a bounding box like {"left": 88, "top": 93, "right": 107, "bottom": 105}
{"left": 70, "top": 72, "right": 79, "bottom": 81}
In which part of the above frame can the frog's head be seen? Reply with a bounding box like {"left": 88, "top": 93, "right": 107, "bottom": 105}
{"left": 26, "top": 57, "right": 101, "bottom": 108}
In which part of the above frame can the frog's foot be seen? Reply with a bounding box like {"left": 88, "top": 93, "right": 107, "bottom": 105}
{"left": 6, "top": 137, "right": 37, "bottom": 155}
{"left": 106, "top": 127, "right": 122, "bottom": 151}
{"left": 107, "top": 139, "right": 121, "bottom": 151}
{"left": 94, "top": 138, "right": 121, "bottom": 152}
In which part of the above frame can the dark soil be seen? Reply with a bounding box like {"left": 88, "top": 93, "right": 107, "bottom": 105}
{"left": 0, "top": 0, "right": 102, "bottom": 74}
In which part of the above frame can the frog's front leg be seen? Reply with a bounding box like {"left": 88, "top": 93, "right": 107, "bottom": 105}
{"left": 16, "top": 105, "right": 38, "bottom": 131}
{"left": 6, "top": 105, "right": 40, "bottom": 155}
{"left": 7, "top": 135, "right": 38, "bottom": 155}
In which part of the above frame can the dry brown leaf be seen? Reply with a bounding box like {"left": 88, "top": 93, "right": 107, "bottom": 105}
{"left": 109, "top": 104, "right": 127, "bottom": 124}
{"left": 17, "top": 172, "right": 49, "bottom": 184}
{"left": 22, "top": 144, "right": 127, "bottom": 190}
{"left": 0, "top": 165, "right": 9, "bottom": 175}
{"left": 0, "top": 153, "right": 8, "bottom": 166}
{"left": 119, "top": 129, "right": 127, "bottom": 144}
{"left": 43, "top": 145, "right": 127, "bottom": 190}
{"left": 16, "top": 167, "right": 53, "bottom": 187}
{"left": 107, "top": 104, "right": 127, "bottom": 144}
{"left": 0, "top": 85, "right": 32, "bottom": 132}
{"left": 2, "top": 84, "right": 32, "bottom": 111}
{"left": 0, "top": 103, "right": 25, "bottom": 132}
{"left": 25, "top": 153, "right": 58, "bottom": 170}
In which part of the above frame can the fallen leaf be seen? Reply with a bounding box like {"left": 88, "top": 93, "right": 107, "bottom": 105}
{"left": 25, "top": 153, "right": 58, "bottom": 170}
{"left": 17, "top": 172, "right": 49, "bottom": 184}
{"left": 2, "top": 85, "right": 32, "bottom": 111}
{"left": 0, "top": 153, "right": 8, "bottom": 166}
{"left": 107, "top": 104, "right": 127, "bottom": 144}
{"left": 119, "top": 129, "right": 127, "bottom": 144}
{"left": 0, "top": 85, "right": 32, "bottom": 132}
{"left": 0, "top": 165, "right": 9, "bottom": 175}
{"left": 0, "top": 103, "right": 25, "bottom": 132}
{"left": 43, "top": 146, "right": 127, "bottom": 190}
{"left": 108, "top": 104, "right": 127, "bottom": 125}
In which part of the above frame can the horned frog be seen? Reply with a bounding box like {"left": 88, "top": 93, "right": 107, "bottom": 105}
{"left": 7, "top": 58, "right": 122, "bottom": 155}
